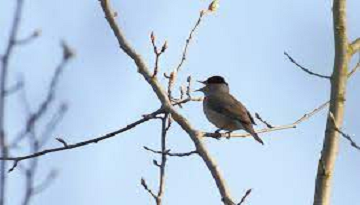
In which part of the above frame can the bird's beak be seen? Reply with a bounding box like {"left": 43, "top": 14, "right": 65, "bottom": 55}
{"left": 194, "top": 87, "right": 205, "bottom": 92}
{"left": 197, "top": 80, "right": 206, "bottom": 84}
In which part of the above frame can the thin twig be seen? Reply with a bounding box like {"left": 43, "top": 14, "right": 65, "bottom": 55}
{"left": 284, "top": 52, "right": 331, "bottom": 79}
{"left": 350, "top": 38, "right": 360, "bottom": 56}
{"left": 237, "top": 189, "right": 252, "bottom": 205}
{"left": 144, "top": 146, "right": 198, "bottom": 157}
{"left": 0, "top": 109, "right": 163, "bottom": 169}
{"left": 10, "top": 48, "right": 72, "bottom": 148}
{"left": 175, "top": 10, "right": 206, "bottom": 73}
{"left": 14, "top": 29, "right": 41, "bottom": 46}
{"left": 150, "top": 32, "right": 167, "bottom": 77}
{"left": 347, "top": 52, "right": 360, "bottom": 77}
{"left": 141, "top": 178, "right": 157, "bottom": 200}
{"left": 255, "top": 113, "right": 273, "bottom": 128}
{"left": 329, "top": 112, "right": 360, "bottom": 151}
{"left": 38, "top": 103, "right": 68, "bottom": 148}
{"left": 3, "top": 79, "right": 24, "bottom": 96}
{"left": 31, "top": 170, "right": 58, "bottom": 195}
{"left": 155, "top": 114, "right": 169, "bottom": 205}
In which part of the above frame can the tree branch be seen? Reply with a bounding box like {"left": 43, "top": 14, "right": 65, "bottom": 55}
{"left": 349, "top": 38, "right": 360, "bottom": 56}
{"left": 284, "top": 52, "right": 331, "bottom": 79}
{"left": 10, "top": 44, "right": 73, "bottom": 148}
{"left": 98, "top": 0, "right": 235, "bottom": 204}
{"left": 0, "top": 109, "right": 162, "bottom": 171}
{"left": 237, "top": 189, "right": 252, "bottom": 205}
{"left": 347, "top": 52, "right": 360, "bottom": 77}
{"left": 329, "top": 112, "right": 360, "bottom": 151}
{"left": 174, "top": 10, "right": 207, "bottom": 73}
{"left": 144, "top": 146, "right": 198, "bottom": 157}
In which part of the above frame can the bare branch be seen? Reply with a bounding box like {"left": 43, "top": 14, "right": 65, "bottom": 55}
{"left": 284, "top": 52, "right": 331, "bottom": 79}
{"left": 237, "top": 189, "right": 252, "bottom": 205}
{"left": 172, "top": 97, "right": 203, "bottom": 107}
{"left": 144, "top": 146, "right": 198, "bottom": 157}
{"left": 3, "top": 79, "right": 24, "bottom": 96}
{"left": 347, "top": 52, "right": 360, "bottom": 77}
{"left": 55, "top": 138, "right": 68, "bottom": 148}
{"left": 0, "top": 0, "right": 25, "bottom": 203}
{"left": 150, "top": 32, "right": 167, "bottom": 77}
{"left": 155, "top": 115, "right": 169, "bottom": 205}
{"left": 205, "top": 101, "right": 329, "bottom": 139}
{"left": 14, "top": 29, "right": 41, "bottom": 46}
{"left": 98, "top": 0, "right": 235, "bottom": 203}
{"left": 32, "top": 170, "right": 58, "bottom": 195}
{"left": 350, "top": 38, "right": 360, "bottom": 56}
{"left": 255, "top": 113, "right": 274, "bottom": 128}
{"left": 0, "top": 109, "right": 162, "bottom": 166}
{"left": 38, "top": 103, "right": 68, "bottom": 148}
{"left": 10, "top": 47, "right": 72, "bottom": 147}
{"left": 141, "top": 178, "right": 157, "bottom": 201}
{"left": 329, "top": 112, "right": 360, "bottom": 151}
{"left": 174, "top": 9, "right": 209, "bottom": 73}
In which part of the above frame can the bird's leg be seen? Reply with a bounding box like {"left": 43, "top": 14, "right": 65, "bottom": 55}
{"left": 213, "top": 128, "right": 223, "bottom": 139}
{"left": 225, "top": 131, "right": 233, "bottom": 139}
{"left": 215, "top": 128, "right": 223, "bottom": 133}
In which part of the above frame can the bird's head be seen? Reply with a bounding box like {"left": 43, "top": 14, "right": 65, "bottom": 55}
{"left": 196, "top": 75, "right": 229, "bottom": 95}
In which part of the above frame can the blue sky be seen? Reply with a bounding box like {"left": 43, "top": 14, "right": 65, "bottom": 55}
{"left": 1, "top": 0, "right": 359, "bottom": 205}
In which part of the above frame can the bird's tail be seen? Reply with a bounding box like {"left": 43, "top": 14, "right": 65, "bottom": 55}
{"left": 251, "top": 132, "right": 264, "bottom": 145}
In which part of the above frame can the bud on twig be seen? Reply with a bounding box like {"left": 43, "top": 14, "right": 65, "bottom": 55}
{"left": 61, "top": 40, "right": 75, "bottom": 60}
{"left": 161, "top": 41, "right": 168, "bottom": 53}
{"left": 150, "top": 31, "right": 156, "bottom": 44}
{"left": 208, "top": 0, "right": 219, "bottom": 12}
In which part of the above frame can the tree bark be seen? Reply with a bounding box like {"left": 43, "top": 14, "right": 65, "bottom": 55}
{"left": 313, "top": 0, "right": 349, "bottom": 205}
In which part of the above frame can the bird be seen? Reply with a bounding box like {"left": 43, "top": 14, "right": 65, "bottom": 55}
{"left": 196, "top": 75, "right": 264, "bottom": 145}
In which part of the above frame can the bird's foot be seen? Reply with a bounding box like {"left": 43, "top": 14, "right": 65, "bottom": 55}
{"left": 225, "top": 131, "right": 232, "bottom": 139}
{"left": 213, "top": 129, "right": 223, "bottom": 140}
{"left": 215, "top": 128, "right": 223, "bottom": 134}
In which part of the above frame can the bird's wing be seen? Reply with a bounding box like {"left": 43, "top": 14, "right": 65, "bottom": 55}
{"left": 206, "top": 94, "right": 264, "bottom": 145}
{"left": 206, "top": 94, "right": 256, "bottom": 126}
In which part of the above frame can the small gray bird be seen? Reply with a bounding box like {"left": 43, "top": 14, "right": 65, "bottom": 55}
{"left": 196, "top": 76, "right": 264, "bottom": 145}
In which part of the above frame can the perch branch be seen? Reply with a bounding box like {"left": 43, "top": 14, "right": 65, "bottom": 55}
{"left": 205, "top": 101, "right": 329, "bottom": 139}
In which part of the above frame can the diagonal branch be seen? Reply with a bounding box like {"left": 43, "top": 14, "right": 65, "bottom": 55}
{"left": 347, "top": 52, "right": 360, "bottom": 77}
{"left": 237, "top": 189, "right": 252, "bottom": 205}
{"left": 284, "top": 52, "right": 331, "bottom": 79}
{"left": 174, "top": 10, "right": 207, "bottom": 73}
{"left": 329, "top": 112, "right": 360, "bottom": 151}
{"left": 349, "top": 38, "right": 360, "bottom": 56}
{"left": 0, "top": 109, "right": 162, "bottom": 171}
{"left": 10, "top": 44, "right": 73, "bottom": 148}
{"left": 98, "top": 0, "right": 235, "bottom": 204}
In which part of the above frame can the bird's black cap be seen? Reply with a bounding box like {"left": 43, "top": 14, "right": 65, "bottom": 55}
{"left": 204, "top": 76, "right": 227, "bottom": 85}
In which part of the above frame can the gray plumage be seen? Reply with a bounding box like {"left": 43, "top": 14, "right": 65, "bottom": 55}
{"left": 198, "top": 76, "right": 264, "bottom": 145}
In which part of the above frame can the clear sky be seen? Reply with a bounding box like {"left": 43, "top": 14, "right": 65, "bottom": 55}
{"left": 1, "top": 0, "right": 359, "bottom": 205}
